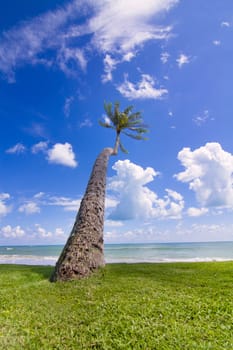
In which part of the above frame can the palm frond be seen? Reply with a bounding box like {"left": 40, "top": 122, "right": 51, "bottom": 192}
{"left": 100, "top": 101, "right": 149, "bottom": 154}
{"left": 122, "top": 131, "right": 148, "bottom": 141}
{"left": 123, "top": 105, "right": 134, "bottom": 115}
{"left": 104, "top": 101, "right": 113, "bottom": 117}
{"left": 128, "top": 112, "right": 142, "bottom": 121}
{"left": 119, "top": 140, "right": 129, "bottom": 154}
{"left": 98, "top": 120, "right": 115, "bottom": 129}
{"left": 127, "top": 126, "right": 149, "bottom": 134}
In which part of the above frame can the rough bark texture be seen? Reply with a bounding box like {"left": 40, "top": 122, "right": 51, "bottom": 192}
{"left": 50, "top": 147, "right": 114, "bottom": 282}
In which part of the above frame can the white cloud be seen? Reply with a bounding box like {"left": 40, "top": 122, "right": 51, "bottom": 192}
{"left": 175, "top": 142, "right": 233, "bottom": 208}
{"left": 47, "top": 142, "right": 78, "bottom": 167}
{"left": 34, "top": 224, "right": 67, "bottom": 240}
{"left": 122, "top": 52, "right": 135, "bottom": 62}
{"left": 108, "top": 159, "right": 184, "bottom": 220}
{"left": 54, "top": 227, "right": 65, "bottom": 237}
{"left": 6, "top": 143, "right": 26, "bottom": 154}
{"left": 105, "top": 220, "right": 124, "bottom": 227}
{"left": 102, "top": 54, "right": 118, "bottom": 82}
{"left": 89, "top": 0, "right": 177, "bottom": 55}
{"left": 35, "top": 224, "right": 52, "bottom": 238}
{"left": 0, "top": 193, "right": 11, "bottom": 217}
{"left": 117, "top": 74, "right": 168, "bottom": 100}
{"left": 187, "top": 207, "right": 208, "bottom": 217}
{"left": 18, "top": 202, "right": 40, "bottom": 215}
{"left": 48, "top": 196, "right": 81, "bottom": 211}
{"left": 1, "top": 225, "right": 25, "bottom": 238}
{"left": 0, "top": 0, "right": 178, "bottom": 82}
{"left": 176, "top": 53, "right": 190, "bottom": 68}
{"left": 105, "top": 196, "right": 119, "bottom": 209}
{"left": 34, "top": 192, "right": 45, "bottom": 199}
{"left": 161, "top": 51, "right": 170, "bottom": 64}
{"left": 64, "top": 96, "right": 74, "bottom": 118}
{"left": 221, "top": 21, "right": 230, "bottom": 27}
{"left": 0, "top": 0, "right": 89, "bottom": 81}
{"left": 31, "top": 141, "right": 49, "bottom": 154}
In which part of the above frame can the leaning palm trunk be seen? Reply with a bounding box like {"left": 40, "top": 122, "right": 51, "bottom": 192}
{"left": 51, "top": 147, "right": 113, "bottom": 281}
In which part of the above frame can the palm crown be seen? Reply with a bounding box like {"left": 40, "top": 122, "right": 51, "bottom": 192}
{"left": 99, "top": 101, "right": 149, "bottom": 154}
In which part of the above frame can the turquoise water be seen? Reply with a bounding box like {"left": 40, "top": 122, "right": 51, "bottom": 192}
{"left": 0, "top": 242, "right": 233, "bottom": 265}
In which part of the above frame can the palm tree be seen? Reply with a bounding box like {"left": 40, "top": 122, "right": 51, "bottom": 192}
{"left": 50, "top": 102, "right": 148, "bottom": 281}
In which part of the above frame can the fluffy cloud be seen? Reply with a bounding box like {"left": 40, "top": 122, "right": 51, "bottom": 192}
{"left": 0, "top": 193, "right": 11, "bottom": 217}
{"left": 1, "top": 225, "right": 25, "bottom": 238}
{"left": 117, "top": 74, "right": 168, "bottom": 100}
{"left": 6, "top": 143, "right": 26, "bottom": 154}
{"left": 187, "top": 207, "right": 209, "bottom": 217}
{"left": 175, "top": 142, "right": 233, "bottom": 208}
{"left": 108, "top": 160, "right": 184, "bottom": 220}
{"left": 47, "top": 142, "right": 78, "bottom": 168}
{"left": 176, "top": 53, "right": 190, "bottom": 68}
{"left": 18, "top": 202, "right": 40, "bottom": 215}
{"left": 34, "top": 224, "right": 66, "bottom": 240}
{"left": 0, "top": 0, "right": 178, "bottom": 82}
{"left": 34, "top": 224, "right": 52, "bottom": 238}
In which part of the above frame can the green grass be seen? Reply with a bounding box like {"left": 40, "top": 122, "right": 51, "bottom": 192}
{"left": 0, "top": 262, "right": 233, "bottom": 349}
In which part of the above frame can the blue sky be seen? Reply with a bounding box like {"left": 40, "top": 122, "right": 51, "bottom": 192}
{"left": 1, "top": 0, "right": 233, "bottom": 245}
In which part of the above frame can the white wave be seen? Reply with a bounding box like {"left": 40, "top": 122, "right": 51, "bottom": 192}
{"left": 0, "top": 255, "right": 58, "bottom": 266}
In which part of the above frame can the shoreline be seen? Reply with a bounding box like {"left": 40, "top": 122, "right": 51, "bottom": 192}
{"left": 1, "top": 256, "right": 233, "bottom": 266}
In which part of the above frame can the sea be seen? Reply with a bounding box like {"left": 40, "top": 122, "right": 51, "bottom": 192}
{"left": 0, "top": 241, "right": 233, "bottom": 266}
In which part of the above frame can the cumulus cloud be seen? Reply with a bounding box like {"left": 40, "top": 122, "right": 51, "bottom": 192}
{"left": 34, "top": 224, "right": 52, "bottom": 238}
{"left": 176, "top": 53, "right": 190, "bottom": 68}
{"left": 6, "top": 143, "right": 26, "bottom": 154}
{"left": 187, "top": 207, "right": 208, "bottom": 217}
{"left": 117, "top": 74, "right": 168, "bottom": 100}
{"left": 18, "top": 202, "right": 40, "bottom": 215}
{"left": 0, "top": 0, "right": 178, "bottom": 82}
{"left": 47, "top": 142, "right": 77, "bottom": 167}
{"left": 34, "top": 224, "right": 67, "bottom": 240}
{"left": 0, "top": 193, "right": 11, "bottom": 217}
{"left": 1, "top": 225, "right": 25, "bottom": 238}
{"left": 175, "top": 142, "right": 233, "bottom": 208}
{"left": 108, "top": 159, "right": 184, "bottom": 220}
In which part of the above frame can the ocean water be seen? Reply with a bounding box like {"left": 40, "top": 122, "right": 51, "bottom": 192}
{"left": 0, "top": 242, "right": 233, "bottom": 266}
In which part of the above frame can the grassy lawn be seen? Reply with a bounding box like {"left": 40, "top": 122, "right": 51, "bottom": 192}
{"left": 0, "top": 262, "right": 233, "bottom": 349}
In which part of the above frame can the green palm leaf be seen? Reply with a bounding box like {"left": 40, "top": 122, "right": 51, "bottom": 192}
{"left": 100, "top": 101, "right": 149, "bottom": 154}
